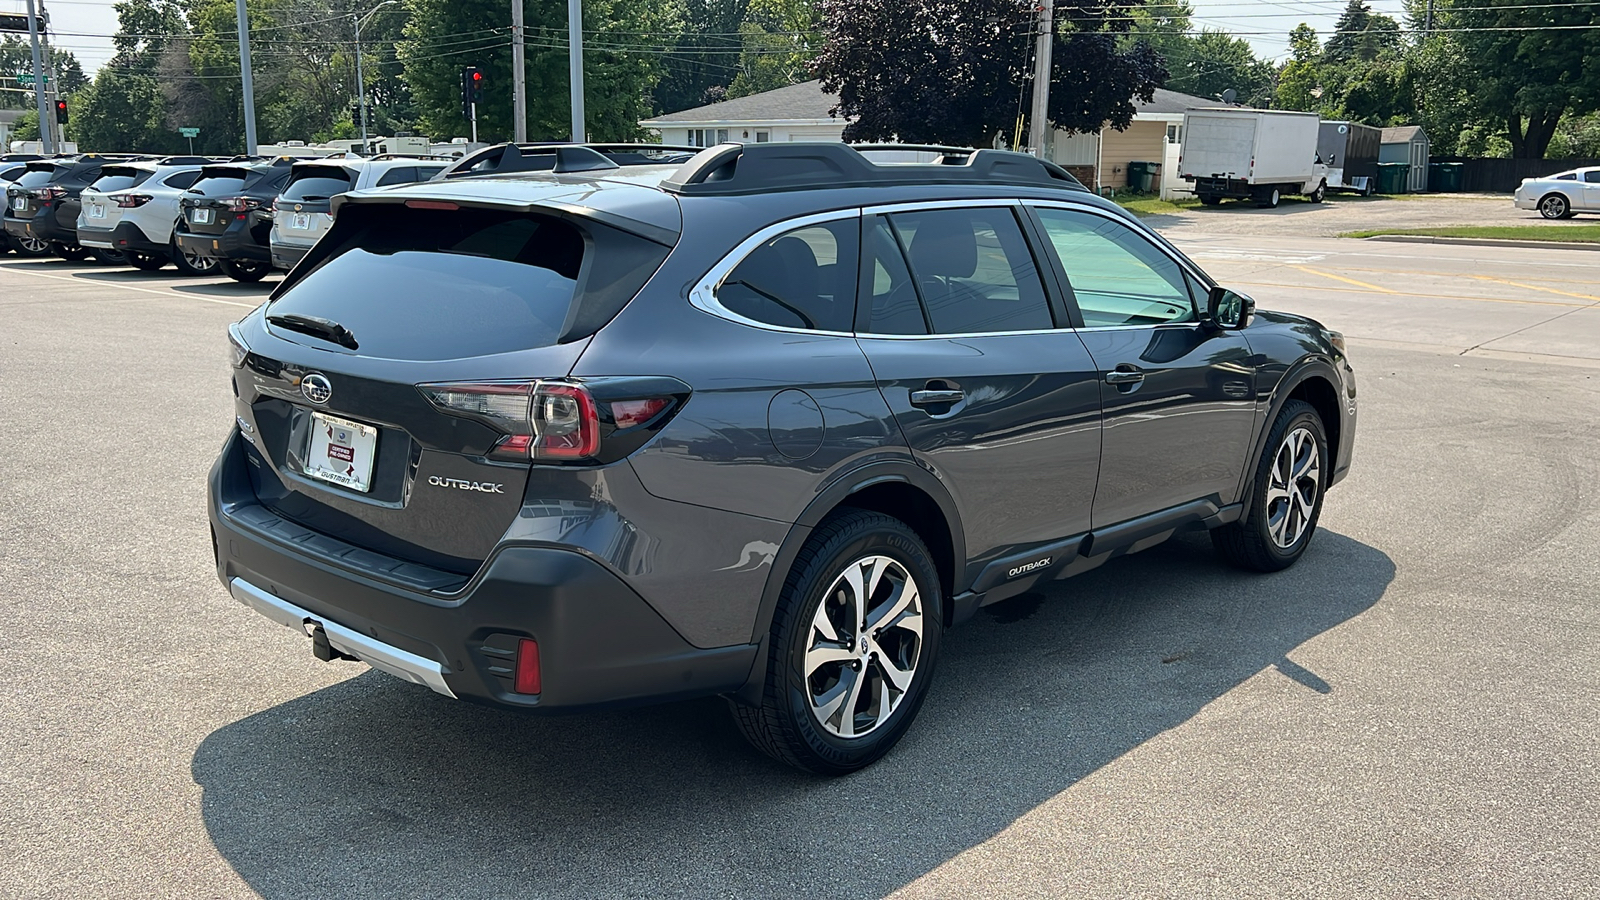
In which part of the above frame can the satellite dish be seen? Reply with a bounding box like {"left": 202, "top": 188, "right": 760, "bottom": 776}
{"left": 1221, "top": 89, "right": 1238, "bottom": 104}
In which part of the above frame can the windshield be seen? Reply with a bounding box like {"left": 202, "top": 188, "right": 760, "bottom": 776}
{"left": 268, "top": 208, "right": 584, "bottom": 360}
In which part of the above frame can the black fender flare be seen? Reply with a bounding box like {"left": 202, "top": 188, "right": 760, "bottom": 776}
{"left": 731, "top": 457, "right": 966, "bottom": 704}
{"left": 1235, "top": 354, "right": 1343, "bottom": 508}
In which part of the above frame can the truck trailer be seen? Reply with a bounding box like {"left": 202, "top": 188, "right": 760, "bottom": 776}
{"left": 1179, "top": 108, "right": 1327, "bottom": 208}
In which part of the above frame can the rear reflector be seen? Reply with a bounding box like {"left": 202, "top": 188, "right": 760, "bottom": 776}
{"left": 611, "top": 397, "right": 671, "bottom": 429}
{"left": 514, "top": 638, "right": 541, "bottom": 694}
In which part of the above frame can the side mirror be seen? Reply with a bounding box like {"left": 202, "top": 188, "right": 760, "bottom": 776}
{"left": 1207, "top": 286, "right": 1255, "bottom": 329}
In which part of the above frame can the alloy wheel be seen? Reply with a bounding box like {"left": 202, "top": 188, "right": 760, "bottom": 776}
{"left": 18, "top": 235, "right": 49, "bottom": 254}
{"left": 1265, "top": 426, "right": 1321, "bottom": 549}
{"left": 804, "top": 554, "right": 925, "bottom": 739}
{"left": 1541, "top": 195, "right": 1568, "bottom": 219}
{"left": 183, "top": 247, "right": 217, "bottom": 273}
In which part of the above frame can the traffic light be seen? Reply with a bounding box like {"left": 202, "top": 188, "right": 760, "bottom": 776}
{"left": 54, "top": 99, "right": 67, "bottom": 125}
{"left": 352, "top": 105, "right": 361, "bottom": 127}
{"left": 460, "top": 66, "right": 482, "bottom": 117}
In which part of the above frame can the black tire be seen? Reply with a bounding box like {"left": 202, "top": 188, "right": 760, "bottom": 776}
{"left": 731, "top": 509, "right": 943, "bottom": 775}
{"left": 89, "top": 247, "right": 126, "bottom": 266}
{"left": 1255, "top": 187, "right": 1281, "bottom": 209}
{"left": 218, "top": 258, "right": 270, "bottom": 283}
{"left": 1212, "top": 400, "right": 1329, "bottom": 572}
{"left": 9, "top": 234, "right": 52, "bottom": 258}
{"left": 1539, "top": 193, "right": 1571, "bottom": 220}
{"left": 125, "top": 251, "right": 167, "bottom": 271}
{"left": 52, "top": 242, "right": 89, "bottom": 261}
{"left": 1199, "top": 194, "right": 1222, "bottom": 206}
{"left": 170, "top": 238, "right": 219, "bottom": 276}
{"left": 1308, "top": 181, "right": 1326, "bottom": 203}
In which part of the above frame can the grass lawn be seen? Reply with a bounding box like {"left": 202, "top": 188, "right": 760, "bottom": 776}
{"left": 1113, "top": 193, "right": 1202, "bottom": 216}
{"left": 1342, "top": 224, "right": 1600, "bottom": 243}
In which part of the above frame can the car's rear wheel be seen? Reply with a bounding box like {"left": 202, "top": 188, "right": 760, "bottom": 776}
{"left": 218, "top": 258, "right": 270, "bottom": 283}
{"left": 125, "top": 251, "right": 167, "bottom": 271}
{"left": 1539, "top": 193, "right": 1571, "bottom": 219}
{"left": 1212, "top": 399, "right": 1328, "bottom": 572}
{"left": 52, "top": 242, "right": 88, "bottom": 261}
{"left": 11, "top": 234, "right": 52, "bottom": 257}
{"left": 731, "top": 509, "right": 941, "bottom": 774}
{"left": 1199, "top": 194, "right": 1222, "bottom": 206}
{"left": 170, "top": 238, "right": 218, "bottom": 276}
{"left": 1255, "top": 187, "right": 1281, "bottom": 209}
{"left": 89, "top": 248, "right": 126, "bottom": 266}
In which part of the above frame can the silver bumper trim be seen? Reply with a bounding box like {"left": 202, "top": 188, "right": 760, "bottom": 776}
{"left": 229, "top": 577, "right": 457, "bottom": 698}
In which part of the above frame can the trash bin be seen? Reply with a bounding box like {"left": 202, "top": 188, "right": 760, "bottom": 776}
{"left": 1434, "top": 161, "right": 1464, "bottom": 192}
{"left": 1126, "top": 161, "right": 1151, "bottom": 192}
{"left": 1376, "top": 162, "right": 1409, "bottom": 194}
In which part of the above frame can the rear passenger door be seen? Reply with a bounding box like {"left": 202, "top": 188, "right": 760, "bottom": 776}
{"left": 1027, "top": 203, "right": 1256, "bottom": 528}
{"left": 854, "top": 202, "right": 1103, "bottom": 563}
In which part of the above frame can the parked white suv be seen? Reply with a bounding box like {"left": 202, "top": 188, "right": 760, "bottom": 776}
{"left": 77, "top": 157, "right": 221, "bottom": 274}
{"left": 269, "top": 156, "right": 446, "bottom": 270}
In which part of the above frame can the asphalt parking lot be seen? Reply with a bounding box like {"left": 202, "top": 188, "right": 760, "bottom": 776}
{"left": 1145, "top": 191, "right": 1593, "bottom": 237}
{"left": 2, "top": 229, "right": 1597, "bottom": 898}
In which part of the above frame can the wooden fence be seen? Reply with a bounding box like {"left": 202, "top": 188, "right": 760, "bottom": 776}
{"left": 1431, "top": 157, "right": 1600, "bottom": 193}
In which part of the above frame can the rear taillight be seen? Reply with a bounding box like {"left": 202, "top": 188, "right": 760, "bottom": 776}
{"left": 36, "top": 186, "right": 65, "bottom": 202}
{"left": 419, "top": 377, "right": 688, "bottom": 464}
{"left": 227, "top": 196, "right": 261, "bottom": 212}
{"left": 115, "top": 193, "right": 152, "bottom": 208}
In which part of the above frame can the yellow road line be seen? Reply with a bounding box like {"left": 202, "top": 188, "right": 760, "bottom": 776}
{"left": 1468, "top": 274, "right": 1600, "bottom": 303}
{"left": 1290, "top": 265, "right": 1399, "bottom": 294}
{"left": 1230, "top": 280, "right": 1591, "bottom": 308}
{"left": 0, "top": 265, "right": 258, "bottom": 308}
{"left": 1329, "top": 264, "right": 1600, "bottom": 286}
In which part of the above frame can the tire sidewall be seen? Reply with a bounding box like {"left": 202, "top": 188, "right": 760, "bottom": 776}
{"left": 779, "top": 519, "right": 941, "bottom": 771}
{"left": 1247, "top": 404, "right": 1328, "bottom": 565}
{"left": 1542, "top": 194, "right": 1568, "bottom": 219}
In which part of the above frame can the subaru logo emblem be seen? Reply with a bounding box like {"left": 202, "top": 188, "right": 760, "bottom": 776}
{"left": 301, "top": 373, "right": 332, "bottom": 404}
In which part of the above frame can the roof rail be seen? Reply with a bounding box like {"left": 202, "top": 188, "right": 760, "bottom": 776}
{"left": 367, "top": 152, "right": 455, "bottom": 161}
{"left": 438, "top": 141, "right": 701, "bottom": 179}
{"left": 661, "top": 142, "right": 1086, "bottom": 196}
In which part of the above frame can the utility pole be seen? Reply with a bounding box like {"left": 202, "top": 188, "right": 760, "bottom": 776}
{"left": 1425, "top": 0, "right": 1435, "bottom": 32}
{"left": 512, "top": 0, "right": 526, "bottom": 142}
{"left": 354, "top": 2, "right": 397, "bottom": 155}
{"left": 23, "top": 0, "right": 51, "bottom": 153}
{"left": 236, "top": 0, "right": 258, "bottom": 155}
{"left": 1027, "top": 0, "right": 1053, "bottom": 160}
{"left": 568, "top": 0, "right": 584, "bottom": 142}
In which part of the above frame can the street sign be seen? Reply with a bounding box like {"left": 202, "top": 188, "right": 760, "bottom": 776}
{"left": 15, "top": 73, "right": 51, "bottom": 85}
{"left": 179, "top": 127, "right": 200, "bottom": 138}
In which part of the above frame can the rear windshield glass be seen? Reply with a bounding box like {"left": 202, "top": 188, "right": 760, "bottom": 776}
{"left": 188, "top": 174, "right": 248, "bottom": 197}
{"left": 15, "top": 168, "right": 58, "bottom": 188}
{"left": 268, "top": 208, "right": 584, "bottom": 360}
{"left": 281, "top": 170, "right": 353, "bottom": 201}
{"left": 92, "top": 171, "right": 153, "bottom": 192}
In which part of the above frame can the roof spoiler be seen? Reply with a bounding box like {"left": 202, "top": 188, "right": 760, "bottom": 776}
{"left": 660, "top": 143, "right": 1086, "bottom": 196}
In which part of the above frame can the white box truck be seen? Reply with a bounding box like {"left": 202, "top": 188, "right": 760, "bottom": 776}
{"left": 1179, "top": 108, "right": 1328, "bottom": 208}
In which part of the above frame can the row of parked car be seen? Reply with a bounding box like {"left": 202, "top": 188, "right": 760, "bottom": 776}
{"left": 1, "top": 152, "right": 450, "bottom": 281}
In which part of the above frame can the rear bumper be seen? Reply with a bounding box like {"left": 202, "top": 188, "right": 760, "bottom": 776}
{"left": 4, "top": 212, "right": 73, "bottom": 245}
{"left": 1513, "top": 196, "right": 1537, "bottom": 210}
{"left": 270, "top": 240, "right": 309, "bottom": 271}
{"left": 77, "top": 220, "right": 166, "bottom": 254}
{"left": 177, "top": 221, "right": 270, "bottom": 262}
{"left": 208, "top": 431, "right": 758, "bottom": 710}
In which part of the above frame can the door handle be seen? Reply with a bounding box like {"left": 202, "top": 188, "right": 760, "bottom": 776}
{"left": 1104, "top": 368, "right": 1145, "bottom": 385}
{"left": 910, "top": 389, "right": 965, "bottom": 407}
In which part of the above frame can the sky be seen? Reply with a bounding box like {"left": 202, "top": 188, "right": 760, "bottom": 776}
{"left": 8, "top": 0, "right": 1414, "bottom": 77}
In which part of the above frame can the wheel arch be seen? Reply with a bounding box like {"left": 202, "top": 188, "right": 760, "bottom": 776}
{"left": 1239, "top": 357, "right": 1343, "bottom": 508}
{"left": 1540, "top": 191, "right": 1573, "bottom": 214}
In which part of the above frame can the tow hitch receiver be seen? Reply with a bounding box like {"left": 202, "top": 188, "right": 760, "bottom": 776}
{"left": 307, "top": 622, "right": 358, "bottom": 662}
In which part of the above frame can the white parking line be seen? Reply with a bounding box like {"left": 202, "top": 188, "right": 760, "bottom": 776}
{"left": 0, "top": 264, "right": 259, "bottom": 309}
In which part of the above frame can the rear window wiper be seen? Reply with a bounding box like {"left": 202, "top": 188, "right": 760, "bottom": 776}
{"left": 266, "top": 313, "right": 359, "bottom": 350}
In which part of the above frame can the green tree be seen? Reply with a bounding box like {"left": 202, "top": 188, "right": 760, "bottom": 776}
{"left": 652, "top": 0, "right": 748, "bottom": 114}
{"left": 728, "top": 0, "right": 818, "bottom": 98}
{"left": 1325, "top": 0, "right": 1400, "bottom": 64}
{"left": 401, "top": 0, "right": 683, "bottom": 143}
{"left": 1163, "top": 29, "right": 1273, "bottom": 106}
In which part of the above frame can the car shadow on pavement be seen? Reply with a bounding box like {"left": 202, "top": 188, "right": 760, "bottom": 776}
{"left": 192, "top": 529, "right": 1392, "bottom": 899}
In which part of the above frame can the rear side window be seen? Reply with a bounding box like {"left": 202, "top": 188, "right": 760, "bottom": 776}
{"left": 417, "top": 165, "right": 445, "bottom": 181}
{"left": 162, "top": 171, "right": 201, "bottom": 190}
{"left": 269, "top": 208, "right": 589, "bottom": 360}
{"left": 862, "top": 217, "right": 926, "bottom": 335}
{"left": 282, "top": 169, "right": 354, "bottom": 201}
{"left": 718, "top": 219, "right": 859, "bottom": 332}
{"left": 1556, "top": 173, "right": 1577, "bottom": 181}
{"left": 374, "top": 166, "right": 416, "bottom": 187}
{"left": 189, "top": 174, "right": 247, "bottom": 197}
{"left": 92, "top": 171, "right": 153, "bottom": 192}
{"left": 890, "top": 207, "right": 1053, "bottom": 334}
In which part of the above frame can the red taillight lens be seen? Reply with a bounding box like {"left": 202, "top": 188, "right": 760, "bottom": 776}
{"left": 228, "top": 196, "right": 260, "bottom": 212}
{"left": 611, "top": 397, "right": 671, "bottom": 429}
{"left": 115, "top": 193, "right": 152, "bottom": 208}
{"left": 37, "top": 186, "right": 65, "bottom": 202}
{"left": 514, "top": 638, "right": 541, "bottom": 694}
{"left": 532, "top": 383, "right": 600, "bottom": 459}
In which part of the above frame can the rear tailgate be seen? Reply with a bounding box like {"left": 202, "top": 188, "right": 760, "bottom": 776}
{"left": 232, "top": 199, "right": 672, "bottom": 574}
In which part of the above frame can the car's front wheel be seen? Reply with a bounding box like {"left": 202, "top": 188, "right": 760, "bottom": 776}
{"left": 1212, "top": 399, "right": 1328, "bottom": 572}
{"left": 125, "top": 251, "right": 167, "bottom": 271}
{"left": 731, "top": 509, "right": 942, "bottom": 774}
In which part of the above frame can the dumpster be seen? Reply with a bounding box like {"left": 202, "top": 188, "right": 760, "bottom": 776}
{"left": 1376, "top": 162, "right": 1409, "bottom": 194}
{"left": 1433, "top": 161, "right": 1464, "bottom": 192}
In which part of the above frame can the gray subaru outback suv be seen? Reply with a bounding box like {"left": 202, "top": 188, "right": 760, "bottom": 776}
{"left": 209, "top": 142, "right": 1356, "bottom": 774}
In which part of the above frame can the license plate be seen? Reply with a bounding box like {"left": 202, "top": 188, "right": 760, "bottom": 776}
{"left": 10, "top": 196, "right": 23, "bottom": 210}
{"left": 88, "top": 203, "right": 106, "bottom": 219}
{"left": 291, "top": 212, "right": 311, "bottom": 230}
{"left": 190, "top": 208, "right": 213, "bottom": 225}
{"left": 304, "top": 411, "right": 378, "bottom": 493}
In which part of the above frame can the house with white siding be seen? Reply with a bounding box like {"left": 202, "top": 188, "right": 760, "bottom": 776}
{"left": 639, "top": 81, "right": 1215, "bottom": 195}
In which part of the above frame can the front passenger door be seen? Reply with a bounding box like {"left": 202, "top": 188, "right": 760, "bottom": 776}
{"left": 1582, "top": 170, "right": 1600, "bottom": 209}
{"left": 1028, "top": 205, "right": 1257, "bottom": 528}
